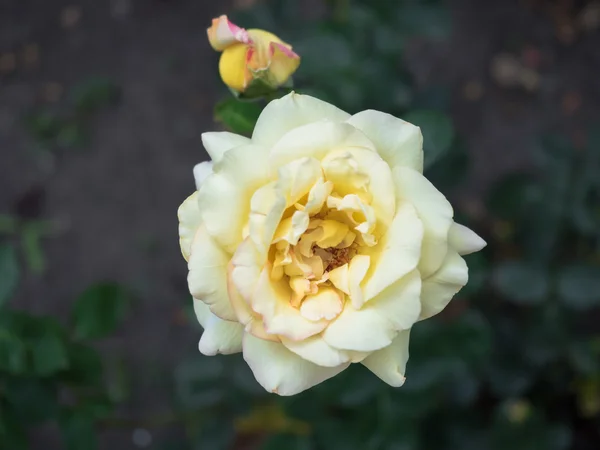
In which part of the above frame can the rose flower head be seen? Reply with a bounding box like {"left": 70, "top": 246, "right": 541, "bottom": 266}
{"left": 178, "top": 93, "right": 486, "bottom": 396}
{"left": 207, "top": 15, "right": 300, "bottom": 97}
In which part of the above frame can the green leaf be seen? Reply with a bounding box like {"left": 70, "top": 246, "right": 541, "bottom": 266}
{"left": 71, "top": 282, "right": 131, "bottom": 340}
{"left": 404, "top": 110, "right": 454, "bottom": 170}
{"left": 4, "top": 378, "right": 59, "bottom": 424}
{"left": 23, "top": 112, "right": 64, "bottom": 146}
{"left": 71, "top": 77, "right": 120, "bottom": 114}
{"left": 63, "top": 343, "right": 103, "bottom": 385}
{"left": 492, "top": 260, "right": 550, "bottom": 305}
{"left": 0, "top": 328, "right": 27, "bottom": 374}
{"left": 31, "top": 327, "right": 69, "bottom": 376}
{"left": 214, "top": 98, "right": 262, "bottom": 136}
{"left": 60, "top": 412, "right": 98, "bottom": 450}
{"left": 0, "top": 244, "right": 20, "bottom": 307}
{"left": 0, "top": 403, "right": 28, "bottom": 450}
{"left": 557, "top": 264, "right": 600, "bottom": 311}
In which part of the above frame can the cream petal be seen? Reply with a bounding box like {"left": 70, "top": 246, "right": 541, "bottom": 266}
{"left": 276, "top": 157, "right": 323, "bottom": 206}
{"left": 420, "top": 250, "right": 468, "bottom": 320}
{"left": 227, "top": 261, "right": 280, "bottom": 342}
{"left": 448, "top": 222, "right": 487, "bottom": 256}
{"left": 329, "top": 255, "right": 370, "bottom": 309}
{"left": 347, "top": 110, "right": 423, "bottom": 172}
{"left": 248, "top": 182, "right": 287, "bottom": 256}
{"left": 252, "top": 92, "right": 350, "bottom": 148}
{"left": 361, "top": 329, "right": 411, "bottom": 387}
{"left": 362, "top": 201, "right": 423, "bottom": 302}
{"left": 193, "top": 161, "right": 214, "bottom": 191}
{"left": 198, "top": 144, "right": 270, "bottom": 253}
{"left": 177, "top": 192, "right": 202, "bottom": 262}
{"left": 393, "top": 166, "right": 454, "bottom": 279}
{"left": 243, "top": 333, "right": 349, "bottom": 395}
{"left": 323, "top": 270, "right": 421, "bottom": 352}
{"left": 188, "top": 226, "right": 236, "bottom": 321}
{"left": 281, "top": 334, "right": 351, "bottom": 367}
{"left": 194, "top": 300, "right": 243, "bottom": 355}
{"left": 299, "top": 287, "right": 343, "bottom": 321}
{"left": 201, "top": 131, "right": 251, "bottom": 164}
{"left": 269, "top": 121, "right": 376, "bottom": 171}
{"left": 250, "top": 158, "right": 322, "bottom": 256}
{"left": 322, "top": 147, "right": 396, "bottom": 228}
{"left": 304, "top": 178, "right": 333, "bottom": 215}
{"left": 252, "top": 267, "right": 328, "bottom": 341}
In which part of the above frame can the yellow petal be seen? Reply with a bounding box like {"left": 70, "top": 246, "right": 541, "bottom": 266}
{"left": 315, "top": 220, "right": 349, "bottom": 248}
{"left": 219, "top": 43, "right": 252, "bottom": 92}
{"left": 322, "top": 147, "right": 396, "bottom": 228}
{"left": 268, "top": 42, "right": 300, "bottom": 86}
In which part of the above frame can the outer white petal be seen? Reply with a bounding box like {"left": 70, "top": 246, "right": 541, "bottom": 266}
{"left": 198, "top": 144, "right": 270, "bottom": 253}
{"left": 269, "top": 121, "right": 376, "bottom": 170}
{"left": 252, "top": 92, "right": 350, "bottom": 148}
{"left": 323, "top": 271, "right": 421, "bottom": 352}
{"left": 448, "top": 222, "right": 487, "bottom": 255}
{"left": 419, "top": 250, "right": 468, "bottom": 320}
{"left": 193, "top": 161, "right": 214, "bottom": 191}
{"left": 361, "top": 329, "right": 411, "bottom": 387}
{"left": 188, "top": 226, "right": 236, "bottom": 321}
{"left": 177, "top": 192, "right": 202, "bottom": 261}
{"left": 362, "top": 201, "right": 423, "bottom": 302}
{"left": 201, "top": 132, "right": 251, "bottom": 164}
{"left": 347, "top": 110, "right": 424, "bottom": 173}
{"left": 194, "top": 300, "right": 243, "bottom": 355}
{"left": 243, "top": 333, "right": 349, "bottom": 395}
{"left": 280, "top": 334, "right": 351, "bottom": 367}
{"left": 393, "top": 166, "right": 454, "bottom": 279}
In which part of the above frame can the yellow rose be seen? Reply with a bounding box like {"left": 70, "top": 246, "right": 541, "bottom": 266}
{"left": 207, "top": 15, "right": 300, "bottom": 94}
{"left": 178, "top": 93, "right": 486, "bottom": 396}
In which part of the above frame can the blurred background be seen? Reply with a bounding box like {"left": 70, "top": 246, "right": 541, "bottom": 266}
{"left": 1, "top": 0, "right": 600, "bottom": 449}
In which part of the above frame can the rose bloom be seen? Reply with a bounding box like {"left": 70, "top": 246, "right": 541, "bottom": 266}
{"left": 178, "top": 93, "right": 486, "bottom": 396}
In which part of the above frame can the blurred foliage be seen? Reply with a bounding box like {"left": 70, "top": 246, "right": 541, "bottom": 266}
{"left": 4, "top": 0, "right": 600, "bottom": 449}
{"left": 0, "top": 270, "right": 131, "bottom": 448}
{"left": 23, "top": 77, "right": 120, "bottom": 152}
